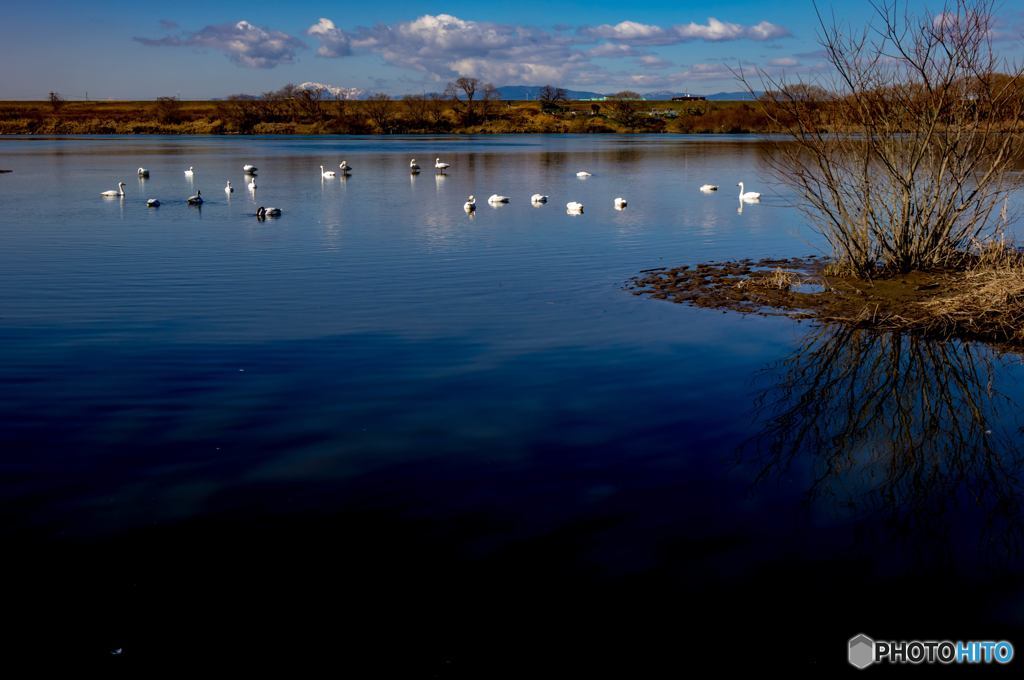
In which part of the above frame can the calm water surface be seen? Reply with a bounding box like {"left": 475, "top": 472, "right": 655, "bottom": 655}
{"left": 1, "top": 135, "right": 1023, "bottom": 670}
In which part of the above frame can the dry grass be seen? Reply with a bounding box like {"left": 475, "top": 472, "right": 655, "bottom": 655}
{"left": 736, "top": 267, "right": 799, "bottom": 291}
{"left": 0, "top": 99, "right": 785, "bottom": 135}
{"left": 915, "top": 246, "right": 1024, "bottom": 341}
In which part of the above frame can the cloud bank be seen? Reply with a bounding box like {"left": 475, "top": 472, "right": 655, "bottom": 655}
{"left": 135, "top": 13, "right": 800, "bottom": 88}
{"left": 135, "top": 20, "right": 305, "bottom": 68}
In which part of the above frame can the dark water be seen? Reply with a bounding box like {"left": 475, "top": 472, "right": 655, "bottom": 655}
{"left": 1, "top": 135, "right": 1023, "bottom": 671}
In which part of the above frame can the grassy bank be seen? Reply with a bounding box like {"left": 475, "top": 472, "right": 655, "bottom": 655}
{"left": 0, "top": 99, "right": 779, "bottom": 135}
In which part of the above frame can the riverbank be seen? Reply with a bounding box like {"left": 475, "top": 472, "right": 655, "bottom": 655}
{"left": 0, "top": 99, "right": 776, "bottom": 135}
{"left": 632, "top": 253, "right": 1024, "bottom": 346}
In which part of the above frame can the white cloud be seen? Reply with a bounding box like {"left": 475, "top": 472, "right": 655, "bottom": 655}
{"left": 638, "top": 55, "right": 673, "bottom": 69}
{"left": 307, "top": 18, "right": 351, "bottom": 57}
{"left": 307, "top": 13, "right": 581, "bottom": 84}
{"left": 583, "top": 21, "right": 673, "bottom": 44}
{"left": 135, "top": 20, "right": 304, "bottom": 68}
{"left": 303, "top": 13, "right": 795, "bottom": 89}
{"left": 582, "top": 17, "right": 791, "bottom": 44}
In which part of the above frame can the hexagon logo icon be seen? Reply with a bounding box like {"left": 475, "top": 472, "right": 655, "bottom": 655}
{"left": 849, "top": 634, "right": 875, "bottom": 669}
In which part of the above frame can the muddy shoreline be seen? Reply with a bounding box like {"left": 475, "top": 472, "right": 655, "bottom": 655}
{"left": 632, "top": 256, "right": 1024, "bottom": 347}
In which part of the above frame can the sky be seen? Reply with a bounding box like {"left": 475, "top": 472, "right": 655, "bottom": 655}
{"left": 1, "top": 1, "right": 1021, "bottom": 99}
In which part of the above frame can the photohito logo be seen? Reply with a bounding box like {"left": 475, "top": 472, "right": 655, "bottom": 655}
{"left": 848, "top": 634, "right": 1014, "bottom": 668}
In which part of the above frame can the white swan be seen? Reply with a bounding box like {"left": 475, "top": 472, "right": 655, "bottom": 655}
{"left": 187, "top": 190, "right": 203, "bottom": 205}
{"left": 738, "top": 182, "right": 761, "bottom": 201}
{"left": 243, "top": 164, "right": 257, "bottom": 174}
{"left": 184, "top": 166, "right": 194, "bottom": 177}
{"left": 256, "top": 206, "right": 281, "bottom": 218}
{"left": 464, "top": 195, "right": 476, "bottom": 212}
{"left": 100, "top": 181, "right": 126, "bottom": 197}
{"left": 339, "top": 160, "right": 352, "bottom": 174}
{"left": 435, "top": 158, "right": 450, "bottom": 172}
{"left": 137, "top": 167, "right": 149, "bottom": 178}
{"left": 410, "top": 158, "right": 421, "bottom": 173}
{"left": 700, "top": 184, "right": 719, "bottom": 192}
{"left": 531, "top": 194, "right": 548, "bottom": 204}
{"left": 225, "top": 180, "right": 234, "bottom": 193}
{"left": 566, "top": 201, "right": 584, "bottom": 214}
{"left": 146, "top": 198, "right": 160, "bottom": 207}
{"left": 576, "top": 171, "right": 592, "bottom": 178}
{"left": 321, "top": 165, "right": 336, "bottom": 178}
{"left": 488, "top": 194, "right": 510, "bottom": 204}
{"left": 248, "top": 177, "right": 257, "bottom": 190}
{"left": 614, "top": 197, "right": 628, "bottom": 209}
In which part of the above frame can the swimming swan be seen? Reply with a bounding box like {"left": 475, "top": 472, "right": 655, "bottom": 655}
{"left": 248, "top": 178, "right": 257, "bottom": 190}
{"left": 321, "top": 165, "right": 336, "bottom": 178}
{"left": 339, "top": 160, "right": 352, "bottom": 174}
{"left": 256, "top": 206, "right": 281, "bottom": 218}
{"left": 614, "top": 197, "right": 628, "bottom": 209}
{"left": 146, "top": 198, "right": 160, "bottom": 207}
{"left": 464, "top": 195, "right": 476, "bottom": 212}
{"left": 435, "top": 158, "right": 450, "bottom": 172}
{"left": 700, "top": 184, "right": 718, "bottom": 192}
{"left": 576, "top": 171, "right": 592, "bottom": 178}
{"left": 137, "top": 167, "right": 149, "bottom": 178}
{"left": 410, "top": 158, "right": 421, "bottom": 173}
{"left": 184, "top": 166, "right": 194, "bottom": 177}
{"left": 488, "top": 194, "right": 510, "bottom": 204}
{"left": 225, "top": 180, "right": 234, "bottom": 193}
{"left": 531, "top": 194, "right": 548, "bottom": 204}
{"left": 187, "top": 190, "right": 203, "bottom": 205}
{"left": 100, "top": 181, "right": 126, "bottom": 197}
{"left": 738, "top": 182, "right": 761, "bottom": 201}
{"left": 566, "top": 201, "right": 584, "bottom": 214}
{"left": 243, "top": 164, "right": 258, "bottom": 174}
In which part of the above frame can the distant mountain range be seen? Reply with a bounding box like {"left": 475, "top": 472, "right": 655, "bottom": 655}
{"left": 224, "top": 83, "right": 760, "bottom": 102}
{"left": 494, "top": 86, "right": 760, "bottom": 101}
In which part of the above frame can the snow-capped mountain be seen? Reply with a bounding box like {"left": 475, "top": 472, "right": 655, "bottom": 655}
{"left": 298, "top": 82, "right": 366, "bottom": 100}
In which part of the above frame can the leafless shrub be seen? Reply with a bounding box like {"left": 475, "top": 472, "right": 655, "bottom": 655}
{"left": 364, "top": 93, "right": 394, "bottom": 133}
{"left": 605, "top": 91, "right": 645, "bottom": 128}
{"left": 742, "top": 0, "right": 1024, "bottom": 278}
{"left": 154, "top": 96, "right": 183, "bottom": 124}
{"left": 402, "top": 95, "right": 430, "bottom": 129}
{"left": 293, "top": 87, "right": 325, "bottom": 122}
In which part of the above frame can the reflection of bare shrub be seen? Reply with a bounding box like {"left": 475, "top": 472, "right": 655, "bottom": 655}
{"left": 747, "top": 324, "right": 1024, "bottom": 557}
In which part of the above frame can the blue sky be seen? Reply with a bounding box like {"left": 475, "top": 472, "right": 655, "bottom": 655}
{"left": 1, "top": 1, "right": 1021, "bottom": 99}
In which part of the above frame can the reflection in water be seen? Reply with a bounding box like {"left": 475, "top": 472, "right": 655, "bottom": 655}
{"left": 747, "top": 325, "right": 1024, "bottom": 559}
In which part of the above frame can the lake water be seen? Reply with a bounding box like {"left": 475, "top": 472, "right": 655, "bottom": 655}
{"left": 2, "top": 135, "right": 1023, "bottom": 670}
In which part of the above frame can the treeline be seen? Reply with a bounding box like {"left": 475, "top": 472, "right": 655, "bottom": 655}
{"left": 3, "top": 79, "right": 788, "bottom": 135}
{"left": 5, "top": 75, "right": 1022, "bottom": 136}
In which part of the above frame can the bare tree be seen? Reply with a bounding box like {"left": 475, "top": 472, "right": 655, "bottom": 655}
{"left": 48, "top": 92, "right": 64, "bottom": 114}
{"left": 481, "top": 83, "right": 501, "bottom": 120}
{"left": 402, "top": 95, "right": 431, "bottom": 130}
{"left": 538, "top": 85, "right": 568, "bottom": 112}
{"left": 605, "top": 91, "right": 645, "bottom": 128}
{"left": 446, "top": 76, "right": 481, "bottom": 124}
{"left": 154, "top": 96, "right": 183, "bottom": 124}
{"left": 426, "top": 93, "right": 450, "bottom": 129}
{"left": 744, "top": 0, "right": 1024, "bottom": 277}
{"left": 293, "top": 87, "right": 326, "bottom": 122}
{"left": 217, "top": 95, "right": 261, "bottom": 133}
{"left": 364, "top": 93, "right": 395, "bottom": 133}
